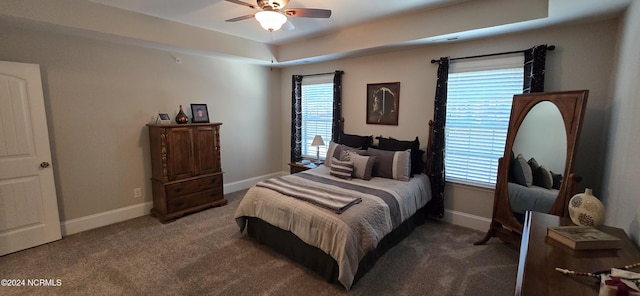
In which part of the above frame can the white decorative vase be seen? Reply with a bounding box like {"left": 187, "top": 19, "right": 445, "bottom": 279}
{"left": 568, "top": 188, "right": 606, "bottom": 227}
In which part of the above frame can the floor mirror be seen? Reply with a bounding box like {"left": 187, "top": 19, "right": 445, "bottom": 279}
{"left": 475, "top": 90, "right": 589, "bottom": 247}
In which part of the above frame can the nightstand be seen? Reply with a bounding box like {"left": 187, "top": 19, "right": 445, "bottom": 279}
{"left": 288, "top": 162, "right": 322, "bottom": 174}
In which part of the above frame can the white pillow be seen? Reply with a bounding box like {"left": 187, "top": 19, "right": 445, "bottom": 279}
{"left": 325, "top": 141, "right": 338, "bottom": 168}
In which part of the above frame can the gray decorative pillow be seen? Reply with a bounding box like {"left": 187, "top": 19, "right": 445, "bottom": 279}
{"left": 550, "top": 171, "right": 563, "bottom": 189}
{"left": 342, "top": 151, "right": 375, "bottom": 180}
{"left": 340, "top": 149, "right": 355, "bottom": 161}
{"left": 377, "top": 136, "right": 424, "bottom": 176}
{"left": 528, "top": 157, "right": 540, "bottom": 171}
{"left": 512, "top": 154, "right": 533, "bottom": 187}
{"left": 326, "top": 142, "right": 362, "bottom": 168}
{"left": 329, "top": 157, "right": 353, "bottom": 180}
{"left": 366, "top": 148, "right": 411, "bottom": 181}
{"left": 533, "top": 165, "right": 553, "bottom": 189}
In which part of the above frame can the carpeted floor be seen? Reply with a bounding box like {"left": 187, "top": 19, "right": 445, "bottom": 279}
{"left": 0, "top": 190, "right": 519, "bottom": 295}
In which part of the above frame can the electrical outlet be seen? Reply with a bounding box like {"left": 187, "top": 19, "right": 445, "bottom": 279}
{"left": 134, "top": 187, "right": 142, "bottom": 198}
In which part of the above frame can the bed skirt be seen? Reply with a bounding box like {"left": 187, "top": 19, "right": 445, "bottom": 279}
{"left": 245, "top": 205, "right": 429, "bottom": 289}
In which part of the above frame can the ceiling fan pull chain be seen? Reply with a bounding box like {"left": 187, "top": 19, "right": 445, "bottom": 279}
{"left": 270, "top": 31, "right": 274, "bottom": 71}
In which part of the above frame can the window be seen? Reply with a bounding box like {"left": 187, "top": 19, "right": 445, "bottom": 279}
{"left": 445, "top": 55, "right": 524, "bottom": 187}
{"left": 301, "top": 76, "right": 334, "bottom": 160}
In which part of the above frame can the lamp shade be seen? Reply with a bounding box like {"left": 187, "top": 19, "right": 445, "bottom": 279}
{"left": 255, "top": 10, "right": 287, "bottom": 31}
{"left": 311, "top": 135, "right": 325, "bottom": 146}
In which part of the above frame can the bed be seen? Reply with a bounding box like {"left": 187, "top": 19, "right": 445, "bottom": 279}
{"left": 234, "top": 137, "right": 432, "bottom": 290}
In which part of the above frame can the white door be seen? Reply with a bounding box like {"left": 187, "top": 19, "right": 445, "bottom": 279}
{"left": 0, "top": 61, "right": 61, "bottom": 256}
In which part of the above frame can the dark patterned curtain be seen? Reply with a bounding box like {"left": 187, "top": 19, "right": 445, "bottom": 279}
{"left": 291, "top": 71, "right": 342, "bottom": 162}
{"left": 332, "top": 71, "right": 344, "bottom": 143}
{"left": 291, "top": 75, "right": 303, "bottom": 163}
{"left": 427, "top": 57, "right": 449, "bottom": 218}
{"left": 523, "top": 44, "right": 549, "bottom": 93}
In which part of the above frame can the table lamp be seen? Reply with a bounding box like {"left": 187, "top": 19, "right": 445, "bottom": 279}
{"left": 310, "top": 135, "right": 325, "bottom": 164}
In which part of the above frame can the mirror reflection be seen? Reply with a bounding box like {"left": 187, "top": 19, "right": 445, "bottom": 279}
{"left": 475, "top": 90, "right": 588, "bottom": 247}
{"left": 508, "top": 101, "right": 567, "bottom": 222}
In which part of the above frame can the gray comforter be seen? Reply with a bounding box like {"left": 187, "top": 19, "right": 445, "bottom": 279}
{"left": 234, "top": 166, "right": 431, "bottom": 289}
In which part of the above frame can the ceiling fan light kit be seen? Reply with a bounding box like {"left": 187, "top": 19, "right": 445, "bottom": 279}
{"left": 255, "top": 10, "right": 287, "bottom": 31}
{"left": 225, "top": 0, "right": 331, "bottom": 32}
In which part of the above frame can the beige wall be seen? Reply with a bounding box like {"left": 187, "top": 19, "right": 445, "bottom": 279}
{"left": 0, "top": 8, "right": 631, "bottom": 236}
{"left": 280, "top": 18, "right": 620, "bottom": 224}
{"left": 602, "top": 0, "right": 640, "bottom": 245}
{"left": 0, "top": 23, "right": 283, "bottom": 221}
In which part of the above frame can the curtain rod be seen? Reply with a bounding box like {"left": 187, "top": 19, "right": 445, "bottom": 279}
{"left": 430, "top": 45, "right": 555, "bottom": 64}
{"left": 300, "top": 71, "right": 337, "bottom": 77}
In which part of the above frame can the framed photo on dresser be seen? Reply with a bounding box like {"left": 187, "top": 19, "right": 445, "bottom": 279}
{"left": 190, "top": 104, "right": 210, "bottom": 123}
{"left": 157, "top": 113, "right": 171, "bottom": 125}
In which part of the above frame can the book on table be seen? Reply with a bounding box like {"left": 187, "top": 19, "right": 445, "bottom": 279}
{"left": 546, "top": 226, "right": 621, "bottom": 250}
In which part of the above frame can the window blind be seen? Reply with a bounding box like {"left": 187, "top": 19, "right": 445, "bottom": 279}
{"left": 301, "top": 75, "right": 334, "bottom": 159}
{"left": 445, "top": 56, "right": 523, "bottom": 187}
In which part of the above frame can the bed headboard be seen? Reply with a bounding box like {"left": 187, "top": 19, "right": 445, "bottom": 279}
{"left": 337, "top": 117, "right": 434, "bottom": 176}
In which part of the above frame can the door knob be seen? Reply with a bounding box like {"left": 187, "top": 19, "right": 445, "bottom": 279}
{"left": 40, "top": 162, "right": 50, "bottom": 168}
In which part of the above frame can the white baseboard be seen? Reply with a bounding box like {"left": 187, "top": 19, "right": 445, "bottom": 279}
{"left": 64, "top": 171, "right": 492, "bottom": 236}
{"left": 442, "top": 209, "right": 491, "bottom": 232}
{"left": 223, "top": 171, "right": 286, "bottom": 193}
{"left": 60, "top": 171, "right": 287, "bottom": 236}
{"left": 61, "top": 201, "right": 153, "bottom": 236}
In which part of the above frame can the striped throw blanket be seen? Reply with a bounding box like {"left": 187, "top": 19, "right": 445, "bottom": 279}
{"left": 256, "top": 177, "right": 362, "bottom": 214}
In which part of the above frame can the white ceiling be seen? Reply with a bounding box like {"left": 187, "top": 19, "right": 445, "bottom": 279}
{"left": 89, "top": 0, "right": 464, "bottom": 44}
{"left": 0, "top": 0, "right": 631, "bottom": 66}
{"left": 89, "top": 0, "right": 631, "bottom": 45}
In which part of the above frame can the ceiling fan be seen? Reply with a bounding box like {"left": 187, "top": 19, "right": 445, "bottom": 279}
{"left": 225, "top": 0, "right": 332, "bottom": 32}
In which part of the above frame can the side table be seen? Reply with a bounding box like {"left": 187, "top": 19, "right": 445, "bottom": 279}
{"left": 515, "top": 211, "right": 640, "bottom": 295}
{"left": 288, "top": 162, "right": 322, "bottom": 174}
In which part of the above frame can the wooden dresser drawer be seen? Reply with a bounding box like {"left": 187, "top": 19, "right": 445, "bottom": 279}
{"left": 165, "top": 175, "right": 222, "bottom": 198}
{"left": 166, "top": 188, "right": 224, "bottom": 213}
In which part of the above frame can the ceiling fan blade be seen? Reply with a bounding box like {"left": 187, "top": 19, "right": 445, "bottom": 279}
{"left": 283, "top": 21, "right": 295, "bottom": 31}
{"left": 225, "top": 14, "right": 255, "bottom": 22}
{"left": 258, "top": 0, "right": 289, "bottom": 9}
{"left": 224, "top": 0, "right": 256, "bottom": 9}
{"left": 284, "top": 8, "right": 331, "bottom": 18}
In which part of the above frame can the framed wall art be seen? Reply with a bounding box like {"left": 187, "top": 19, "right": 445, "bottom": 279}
{"left": 190, "top": 104, "right": 210, "bottom": 123}
{"left": 366, "top": 82, "right": 400, "bottom": 125}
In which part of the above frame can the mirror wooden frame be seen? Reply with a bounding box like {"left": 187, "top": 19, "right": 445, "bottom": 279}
{"left": 475, "top": 90, "right": 589, "bottom": 247}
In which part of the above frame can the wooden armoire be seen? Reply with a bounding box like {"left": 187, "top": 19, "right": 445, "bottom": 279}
{"left": 147, "top": 123, "right": 226, "bottom": 222}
